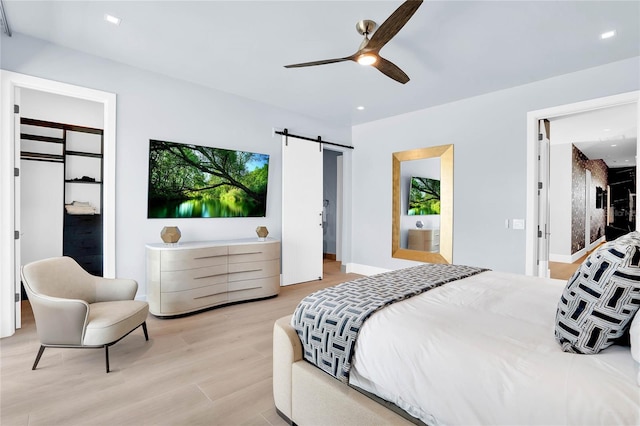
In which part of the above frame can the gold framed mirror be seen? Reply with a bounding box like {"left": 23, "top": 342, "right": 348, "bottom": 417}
{"left": 392, "top": 144, "right": 453, "bottom": 263}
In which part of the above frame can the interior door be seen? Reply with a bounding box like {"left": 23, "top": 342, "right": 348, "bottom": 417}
{"left": 13, "top": 87, "right": 21, "bottom": 328}
{"left": 537, "top": 119, "right": 551, "bottom": 278}
{"left": 281, "top": 135, "right": 323, "bottom": 285}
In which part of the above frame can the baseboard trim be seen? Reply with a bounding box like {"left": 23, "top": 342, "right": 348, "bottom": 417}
{"left": 550, "top": 236, "right": 606, "bottom": 264}
{"left": 344, "top": 263, "right": 392, "bottom": 276}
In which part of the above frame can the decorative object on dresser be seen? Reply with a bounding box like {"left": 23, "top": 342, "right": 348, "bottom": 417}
{"left": 256, "top": 226, "right": 269, "bottom": 240}
{"left": 160, "top": 226, "right": 181, "bottom": 244}
{"left": 146, "top": 238, "right": 280, "bottom": 317}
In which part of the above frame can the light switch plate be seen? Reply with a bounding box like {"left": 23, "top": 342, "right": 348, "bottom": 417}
{"left": 512, "top": 219, "right": 525, "bottom": 230}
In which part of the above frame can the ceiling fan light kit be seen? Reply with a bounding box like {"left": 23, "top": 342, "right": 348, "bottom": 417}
{"left": 284, "top": 0, "right": 423, "bottom": 84}
{"left": 357, "top": 53, "right": 378, "bottom": 66}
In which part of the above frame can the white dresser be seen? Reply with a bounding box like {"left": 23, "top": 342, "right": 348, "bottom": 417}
{"left": 146, "top": 238, "right": 280, "bottom": 317}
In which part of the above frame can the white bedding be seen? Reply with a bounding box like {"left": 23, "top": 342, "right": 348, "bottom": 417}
{"left": 349, "top": 270, "right": 640, "bottom": 425}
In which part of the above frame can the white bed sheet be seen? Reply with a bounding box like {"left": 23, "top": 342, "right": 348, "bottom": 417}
{"left": 349, "top": 270, "right": 640, "bottom": 425}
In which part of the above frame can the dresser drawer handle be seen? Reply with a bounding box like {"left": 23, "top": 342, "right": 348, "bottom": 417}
{"left": 193, "top": 292, "right": 224, "bottom": 300}
{"left": 229, "top": 251, "right": 262, "bottom": 256}
{"left": 228, "top": 286, "right": 260, "bottom": 293}
{"left": 194, "top": 255, "right": 226, "bottom": 260}
{"left": 194, "top": 273, "right": 226, "bottom": 279}
{"left": 228, "top": 268, "right": 262, "bottom": 274}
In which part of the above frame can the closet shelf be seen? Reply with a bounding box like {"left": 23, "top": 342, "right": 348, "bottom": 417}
{"left": 21, "top": 151, "right": 64, "bottom": 162}
{"left": 65, "top": 180, "right": 102, "bottom": 184}
{"left": 65, "top": 150, "right": 102, "bottom": 158}
{"left": 20, "top": 133, "right": 64, "bottom": 144}
{"left": 20, "top": 116, "right": 104, "bottom": 276}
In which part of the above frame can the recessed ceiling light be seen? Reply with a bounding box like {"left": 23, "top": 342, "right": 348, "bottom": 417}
{"left": 601, "top": 30, "right": 616, "bottom": 39}
{"left": 104, "top": 14, "right": 121, "bottom": 26}
{"left": 603, "top": 128, "right": 611, "bottom": 132}
{"left": 611, "top": 144, "right": 618, "bottom": 147}
{"left": 356, "top": 106, "right": 365, "bottom": 110}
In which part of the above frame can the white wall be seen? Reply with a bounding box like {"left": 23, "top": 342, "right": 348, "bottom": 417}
{"left": 351, "top": 57, "right": 639, "bottom": 274}
{"left": 1, "top": 33, "right": 352, "bottom": 299}
{"left": 21, "top": 89, "right": 104, "bottom": 128}
{"left": 549, "top": 143, "right": 572, "bottom": 259}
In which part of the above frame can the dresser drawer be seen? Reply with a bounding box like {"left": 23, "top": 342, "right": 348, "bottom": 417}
{"left": 228, "top": 241, "right": 280, "bottom": 263}
{"left": 160, "top": 264, "right": 228, "bottom": 292}
{"left": 161, "top": 246, "right": 227, "bottom": 271}
{"left": 228, "top": 259, "right": 279, "bottom": 282}
{"left": 228, "top": 276, "right": 280, "bottom": 302}
{"left": 147, "top": 239, "right": 280, "bottom": 317}
{"left": 160, "top": 283, "right": 227, "bottom": 314}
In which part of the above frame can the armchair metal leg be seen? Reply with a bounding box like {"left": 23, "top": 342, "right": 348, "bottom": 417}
{"left": 142, "top": 321, "right": 149, "bottom": 341}
{"left": 105, "top": 345, "right": 110, "bottom": 373}
{"left": 32, "top": 345, "right": 46, "bottom": 370}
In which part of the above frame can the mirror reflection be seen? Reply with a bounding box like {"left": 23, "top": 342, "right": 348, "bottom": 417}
{"left": 392, "top": 144, "right": 453, "bottom": 264}
{"left": 400, "top": 158, "right": 440, "bottom": 252}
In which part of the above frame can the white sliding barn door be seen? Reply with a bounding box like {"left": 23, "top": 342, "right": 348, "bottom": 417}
{"left": 281, "top": 136, "right": 323, "bottom": 285}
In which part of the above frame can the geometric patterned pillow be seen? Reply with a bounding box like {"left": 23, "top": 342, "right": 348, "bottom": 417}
{"left": 555, "top": 241, "right": 640, "bottom": 354}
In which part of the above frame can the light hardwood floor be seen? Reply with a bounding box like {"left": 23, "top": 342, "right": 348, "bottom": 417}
{"left": 1, "top": 261, "right": 360, "bottom": 426}
{"left": 549, "top": 243, "right": 605, "bottom": 280}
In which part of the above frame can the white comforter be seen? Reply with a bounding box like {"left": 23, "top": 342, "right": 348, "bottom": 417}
{"left": 349, "top": 271, "right": 640, "bottom": 425}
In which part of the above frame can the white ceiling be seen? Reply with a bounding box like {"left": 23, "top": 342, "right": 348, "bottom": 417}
{"left": 2, "top": 1, "right": 639, "bottom": 127}
{"left": 551, "top": 103, "right": 638, "bottom": 168}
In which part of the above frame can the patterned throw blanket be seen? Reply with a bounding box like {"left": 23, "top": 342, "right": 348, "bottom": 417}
{"left": 291, "top": 263, "right": 489, "bottom": 382}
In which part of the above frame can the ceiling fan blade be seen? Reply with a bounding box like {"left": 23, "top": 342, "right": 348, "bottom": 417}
{"left": 367, "top": 0, "right": 423, "bottom": 52}
{"left": 284, "top": 57, "right": 352, "bottom": 68}
{"left": 372, "top": 56, "right": 410, "bottom": 84}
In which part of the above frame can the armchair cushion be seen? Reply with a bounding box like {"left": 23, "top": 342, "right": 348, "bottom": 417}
{"left": 83, "top": 300, "right": 149, "bottom": 346}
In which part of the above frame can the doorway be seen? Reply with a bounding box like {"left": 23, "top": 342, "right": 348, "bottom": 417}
{"left": 323, "top": 149, "right": 343, "bottom": 261}
{"left": 526, "top": 91, "right": 640, "bottom": 276}
{"left": 0, "top": 70, "right": 116, "bottom": 338}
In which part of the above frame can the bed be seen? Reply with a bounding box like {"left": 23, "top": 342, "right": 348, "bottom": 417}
{"left": 273, "top": 238, "right": 640, "bottom": 425}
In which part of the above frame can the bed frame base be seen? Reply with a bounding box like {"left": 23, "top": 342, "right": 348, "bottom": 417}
{"left": 275, "top": 407, "right": 297, "bottom": 426}
{"left": 273, "top": 315, "right": 417, "bottom": 426}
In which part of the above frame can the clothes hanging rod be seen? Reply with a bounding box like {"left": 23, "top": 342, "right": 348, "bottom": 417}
{"left": 275, "top": 129, "right": 354, "bottom": 150}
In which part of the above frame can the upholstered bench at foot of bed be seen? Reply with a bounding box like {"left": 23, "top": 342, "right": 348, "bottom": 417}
{"left": 273, "top": 315, "right": 414, "bottom": 426}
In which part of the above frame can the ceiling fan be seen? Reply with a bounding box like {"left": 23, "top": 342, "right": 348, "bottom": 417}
{"left": 284, "top": 0, "right": 423, "bottom": 84}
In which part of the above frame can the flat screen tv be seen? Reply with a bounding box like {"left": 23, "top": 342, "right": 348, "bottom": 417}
{"left": 147, "top": 139, "right": 269, "bottom": 218}
{"left": 408, "top": 176, "right": 440, "bottom": 215}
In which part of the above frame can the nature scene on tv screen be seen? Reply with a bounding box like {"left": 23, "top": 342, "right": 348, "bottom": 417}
{"left": 148, "top": 140, "right": 269, "bottom": 218}
{"left": 408, "top": 176, "right": 440, "bottom": 215}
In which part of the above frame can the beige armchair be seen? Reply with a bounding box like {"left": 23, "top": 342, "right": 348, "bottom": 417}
{"left": 21, "top": 256, "right": 149, "bottom": 373}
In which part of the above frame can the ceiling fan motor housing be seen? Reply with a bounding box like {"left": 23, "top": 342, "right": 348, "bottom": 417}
{"left": 356, "top": 19, "right": 377, "bottom": 36}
